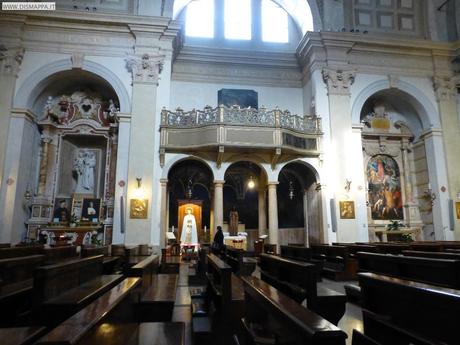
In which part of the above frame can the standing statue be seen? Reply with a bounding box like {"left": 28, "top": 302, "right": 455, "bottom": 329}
{"left": 73, "top": 150, "right": 96, "bottom": 194}
{"left": 180, "top": 207, "right": 198, "bottom": 244}
{"left": 229, "top": 206, "right": 239, "bottom": 236}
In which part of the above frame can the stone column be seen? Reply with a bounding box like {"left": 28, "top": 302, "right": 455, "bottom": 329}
{"left": 303, "top": 190, "right": 309, "bottom": 247}
{"left": 258, "top": 185, "right": 267, "bottom": 236}
{"left": 267, "top": 181, "right": 279, "bottom": 246}
{"left": 433, "top": 76, "right": 460, "bottom": 236}
{"left": 0, "top": 47, "right": 24, "bottom": 187}
{"left": 37, "top": 134, "right": 52, "bottom": 196}
{"left": 323, "top": 67, "right": 366, "bottom": 242}
{"left": 213, "top": 180, "right": 224, "bottom": 239}
{"left": 124, "top": 53, "right": 164, "bottom": 245}
{"left": 159, "top": 179, "right": 168, "bottom": 249}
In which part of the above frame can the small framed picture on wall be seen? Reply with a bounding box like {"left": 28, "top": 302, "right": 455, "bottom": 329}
{"left": 339, "top": 200, "right": 355, "bottom": 219}
{"left": 81, "top": 198, "right": 101, "bottom": 223}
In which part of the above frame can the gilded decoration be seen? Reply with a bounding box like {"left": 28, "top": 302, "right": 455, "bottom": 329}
{"left": 130, "top": 199, "right": 149, "bottom": 219}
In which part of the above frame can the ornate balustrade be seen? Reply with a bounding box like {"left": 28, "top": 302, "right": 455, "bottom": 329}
{"left": 161, "top": 105, "right": 321, "bottom": 134}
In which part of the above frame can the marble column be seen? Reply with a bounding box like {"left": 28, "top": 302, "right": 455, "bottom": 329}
{"left": 303, "top": 190, "right": 309, "bottom": 247}
{"left": 258, "top": 185, "right": 267, "bottom": 236}
{"left": 267, "top": 181, "right": 279, "bottom": 246}
{"left": 0, "top": 48, "right": 24, "bottom": 187}
{"left": 213, "top": 180, "right": 224, "bottom": 240}
{"left": 433, "top": 76, "right": 460, "bottom": 236}
{"left": 159, "top": 179, "right": 168, "bottom": 249}
{"left": 37, "top": 134, "right": 52, "bottom": 196}
{"left": 124, "top": 53, "right": 164, "bottom": 244}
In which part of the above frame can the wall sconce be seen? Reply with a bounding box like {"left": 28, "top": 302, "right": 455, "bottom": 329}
{"left": 288, "top": 180, "right": 295, "bottom": 200}
{"left": 136, "top": 177, "right": 142, "bottom": 188}
{"left": 186, "top": 178, "right": 193, "bottom": 199}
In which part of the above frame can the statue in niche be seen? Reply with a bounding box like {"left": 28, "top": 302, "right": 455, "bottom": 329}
{"left": 180, "top": 207, "right": 198, "bottom": 244}
{"left": 73, "top": 149, "right": 96, "bottom": 194}
{"left": 229, "top": 206, "right": 239, "bottom": 236}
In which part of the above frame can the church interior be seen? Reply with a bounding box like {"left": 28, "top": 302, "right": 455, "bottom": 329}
{"left": 1, "top": 0, "right": 460, "bottom": 344}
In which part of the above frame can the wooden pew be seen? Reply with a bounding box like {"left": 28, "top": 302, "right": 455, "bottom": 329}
{"left": 0, "top": 255, "right": 45, "bottom": 326}
{"left": 311, "top": 244, "right": 358, "bottom": 280}
{"left": 43, "top": 246, "right": 79, "bottom": 264}
{"left": 351, "top": 329, "right": 381, "bottom": 345}
{"left": 35, "top": 277, "right": 143, "bottom": 345}
{"left": 409, "top": 242, "right": 443, "bottom": 252}
{"left": 356, "top": 251, "right": 460, "bottom": 288}
{"left": 126, "top": 254, "right": 160, "bottom": 292}
{"left": 359, "top": 272, "right": 460, "bottom": 344}
{"left": 280, "top": 245, "right": 323, "bottom": 281}
{"left": 402, "top": 249, "right": 460, "bottom": 260}
{"left": 34, "top": 255, "right": 124, "bottom": 326}
{"left": 0, "top": 243, "right": 11, "bottom": 249}
{"left": 81, "top": 245, "right": 119, "bottom": 274}
{"left": 0, "top": 245, "right": 43, "bottom": 259}
{"left": 263, "top": 243, "right": 276, "bottom": 255}
{"left": 369, "top": 243, "right": 410, "bottom": 255}
{"left": 222, "top": 247, "right": 256, "bottom": 276}
{"left": 240, "top": 276, "right": 347, "bottom": 345}
{"left": 0, "top": 326, "right": 47, "bottom": 345}
{"left": 259, "top": 253, "right": 346, "bottom": 325}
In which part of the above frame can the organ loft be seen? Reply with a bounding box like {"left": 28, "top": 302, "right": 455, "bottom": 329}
{"left": 1, "top": 0, "right": 460, "bottom": 344}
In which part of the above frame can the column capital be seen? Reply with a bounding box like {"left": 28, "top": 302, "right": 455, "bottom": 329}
{"left": 267, "top": 181, "right": 279, "bottom": 187}
{"left": 433, "top": 76, "right": 456, "bottom": 102}
{"left": 0, "top": 47, "right": 24, "bottom": 78}
{"left": 160, "top": 178, "right": 168, "bottom": 185}
{"left": 125, "top": 53, "right": 165, "bottom": 85}
{"left": 40, "top": 134, "right": 53, "bottom": 144}
{"left": 213, "top": 180, "right": 225, "bottom": 185}
{"left": 322, "top": 67, "right": 356, "bottom": 96}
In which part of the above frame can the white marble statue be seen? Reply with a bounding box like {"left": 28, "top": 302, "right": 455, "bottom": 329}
{"left": 73, "top": 149, "right": 96, "bottom": 193}
{"left": 180, "top": 208, "right": 198, "bottom": 244}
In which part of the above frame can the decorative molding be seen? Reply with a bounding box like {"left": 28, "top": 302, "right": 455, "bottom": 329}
{"left": 0, "top": 46, "right": 24, "bottom": 77}
{"left": 363, "top": 143, "right": 400, "bottom": 157}
{"left": 433, "top": 76, "right": 457, "bottom": 102}
{"left": 71, "top": 52, "right": 84, "bottom": 69}
{"left": 322, "top": 68, "right": 356, "bottom": 95}
{"left": 125, "top": 53, "right": 165, "bottom": 84}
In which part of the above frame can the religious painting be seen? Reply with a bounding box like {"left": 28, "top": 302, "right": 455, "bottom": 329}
{"left": 456, "top": 202, "right": 460, "bottom": 220}
{"left": 81, "top": 198, "right": 101, "bottom": 223}
{"left": 218, "top": 89, "right": 258, "bottom": 109}
{"left": 339, "top": 201, "right": 355, "bottom": 219}
{"left": 367, "top": 155, "right": 403, "bottom": 220}
{"left": 52, "top": 197, "right": 72, "bottom": 223}
{"left": 130, "top": 199, "right": 148, "bottom": 219}
{"left": 178, "top": 200, "right": 202, "bottom": 243}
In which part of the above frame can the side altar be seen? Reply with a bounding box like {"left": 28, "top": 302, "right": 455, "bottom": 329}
{"left": 26, "top": 91, "right": 119, "bottom": 245}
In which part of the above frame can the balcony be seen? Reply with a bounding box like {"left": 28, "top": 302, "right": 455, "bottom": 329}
{"left": 159, "top": 105, "right": 322, "bottom": 167}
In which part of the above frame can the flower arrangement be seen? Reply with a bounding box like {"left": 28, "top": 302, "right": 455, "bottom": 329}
{"left": 91, "top": 230, "right": 102, "bottom": 246}
{"left": 386, "top": 220, "right": 405, "bottom": 231}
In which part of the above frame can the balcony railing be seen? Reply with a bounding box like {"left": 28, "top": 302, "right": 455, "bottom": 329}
{"left": 161, "top": 105, "right": 321, "bottom": 134}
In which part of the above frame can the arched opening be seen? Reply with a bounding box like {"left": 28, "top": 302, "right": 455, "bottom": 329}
{"left": 167, "top": 159, "right": 214, "bottom": 243}
{"left": 359, "top": 89, "right": 434, "bottom": 240}
{"left": 277, "top": 161, "right": 322, "bottom": 245}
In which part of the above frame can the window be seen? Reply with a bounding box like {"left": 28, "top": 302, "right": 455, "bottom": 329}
{"left": 224, "top": 0, "right": 251, "bottom": 40}
{"left": 185, "top": 0, "right": 214, "bottom": 38}
{"left": 262, "top": 0, "right": 289, "bottom": 43}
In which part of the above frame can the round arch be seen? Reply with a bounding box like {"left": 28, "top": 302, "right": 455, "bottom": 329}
{"left": 14, "top": 59, "right": 131, "bottom": 113}
{"left": 351, "top": 79, "right": 439, "bottom": 130}
{"left": 276, "top": 159, "right": 321, "bottom": 183}
{"left": 162, "top": 154, "right": 215, "bottom": 180}
{"left": 222, "top": 153, "right": 269, "bottom": 180}
{"left": 172, "top": 0, "right": 322, "bottom": 34}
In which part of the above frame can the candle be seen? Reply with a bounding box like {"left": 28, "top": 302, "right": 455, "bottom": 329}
{"left": 204, "top": 226, "right": 207, "bottom": 233}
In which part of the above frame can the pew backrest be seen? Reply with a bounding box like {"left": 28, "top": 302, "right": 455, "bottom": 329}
{"left": 0, "top": 245, "right": 44, "bottom": 259}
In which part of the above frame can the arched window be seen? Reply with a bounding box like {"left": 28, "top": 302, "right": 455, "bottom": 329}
{"left": 225, "top": 0, "right": 251, "bottom": 40}
{"left": 185, "top": 0, "right": 214, "bottom": 38}
{"left": 262, "top": 0, "right": 289, "bottom": 43}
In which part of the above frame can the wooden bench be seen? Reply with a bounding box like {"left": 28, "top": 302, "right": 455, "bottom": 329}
{"left": 81, "top": 245, "right": 120, "bottom": 274}
{"left": 259, "top": 253, "right": 346, "bottom": 325}
{"left": 280, "top": 245, "right": 323, "bottom": 281}
{"left": 311, "top": 244, "right": 358, "bottom": 280}
{"left": 0, "top": 245, "right": 44, "bottom": 259}
{"left": 240, "top": 276, "right": 347, "bottom": 345}
{"left": 126, "top": 254, "right": 160, "bottom": 292}
{"left": 359, "top": 272, "right": 460, "bottom": 344}
{"left": 43, "top": 246, "right": 79, "bottom": 264}
{"left": 0, "top": 326, "right": 47, "bottom": 345}
{"left": 34, "top": 255, "right": 123, "bottom": 326}
{"left": 35, "top": 277, "right": 141, "bottom": 345}
{"left": 356, "top": 251, "right": 460, "bottom": 288}
{"left": 222, "top": 247, "right": 256, "bottom": 276}
{"left": 0, "top": 254, "right": 45, "bottom": 326}
{"left": 0, "top": 243, "right": 11, "bottom": 249}
{"left": 263, "top": 243, "right": 276, "bottom": 255}
{"left": 368, "top": 243, "right": 410, "bottom": 255}
{"left": 136, "top": 273, "right": 179, "bottom": 322}
{"left": 402, "top": 249, "right": 460, "bottom": 260}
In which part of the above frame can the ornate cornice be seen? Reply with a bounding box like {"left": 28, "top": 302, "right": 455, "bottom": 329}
{"left": 322, "top": 68, "right": 355, "bottom": 95}
{"left": 433, "top": 76, "right": 457, "bottom": 102}
{"left": 0, "top": 46, "right": 24, "bottom": 77}
{"left": 125, "top": 53, "right": 165, "bottom": 84}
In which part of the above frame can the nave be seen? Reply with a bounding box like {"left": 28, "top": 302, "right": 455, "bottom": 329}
{"left": 2, "top": 240, "right": 460, "bottom": 345}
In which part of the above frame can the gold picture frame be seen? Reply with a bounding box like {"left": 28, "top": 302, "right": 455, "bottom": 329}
{"left": 456, "top": 202, "right": 460, "bottom": 220}
{"left": 130, "top": 199, "right": 148, "bottom": 219}
{"left": 339, "top": 200, "right": 355, "bottom": 219}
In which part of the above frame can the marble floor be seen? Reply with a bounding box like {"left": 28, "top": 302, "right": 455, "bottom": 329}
{"left": 170, "top": 261, "right": 363, "bottom": 345}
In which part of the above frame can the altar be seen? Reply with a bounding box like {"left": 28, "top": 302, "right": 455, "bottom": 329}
{"left": 373, "top": 228, "right": 422, "bottom": 242}
{"left": 224, "top": 232, "right": 248, "bottom": 250}
{"left": 39, "top": 225, "right": 103, "bottom": 246}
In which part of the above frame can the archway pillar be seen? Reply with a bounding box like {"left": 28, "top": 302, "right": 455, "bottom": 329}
{"left": 422, "top": 129, "right": 454, "bottom": 240}
{"left": 213, "top": 180, "right": 225, "bottom": 240}
{"left": 159, "top": 179, "right": 168, "bottom": 249}
{"left": 267, "top": 181, "right": 279, "bottom": 247}
{"left": 433, "top": 77, "right": 460, "bottom": 236}
{"left": 258, "top": 184, "right": 267, "bottom": 236}
{"left": 303, "top": 190, "right": 309, "bottom": 247}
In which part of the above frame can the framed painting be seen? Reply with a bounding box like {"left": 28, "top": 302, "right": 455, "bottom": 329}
{"left": 52, "top": 197, "right": 72, "bottom": 223}
{"left": 81, "top": 198, "right": 101, "bottom": 223}
{"left": 456, "top": 202, "right": 460, "bottom": 220}
{"left": 339, "top": 200, "right": 355, "bottom": 219}
{"left": 130, "top": 199, "right": 148, "bottom": 219}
